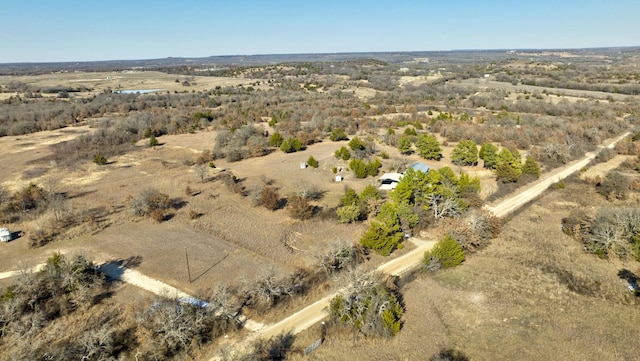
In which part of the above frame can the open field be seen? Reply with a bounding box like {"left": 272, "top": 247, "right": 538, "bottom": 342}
{"left": 457, "top": 78, "right": 638, "bottom": 102}
{"left": 0, "top": 70, "right": 267, "bottom": 100}
{"left": 0, "top": 129, "right": 369, "bottom": 292}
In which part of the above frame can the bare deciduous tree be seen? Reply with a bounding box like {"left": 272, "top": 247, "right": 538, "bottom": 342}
{"left": 195, "top": 164, "right": 209, "bottom": 183}
{"left": 428, "top": 194, "right": 462, "bottom": 220}
{"left": 315, "top": 241, "right": 358, "bottom": 275}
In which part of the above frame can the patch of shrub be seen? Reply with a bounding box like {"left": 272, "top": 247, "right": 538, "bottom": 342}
{"left": 5, "top": 182, "right": 48, "bottom": 214}
{"left": 287, "top": 195, "right": 313, "bottom": 220}
{"left": 0, "top": 252, "right": 106, "bottom": 344}
{"left": 329, "top": 128, "right": 348, "bottom": 141}
{"left": 307, "top": 155, "right": 318, "bottom": 168}
{"left": 148, "top": 134, "right": 159, "bottom": 147}
{"left": 217, "top": 171, "right": 246, "bottom": 195}
{"left": 423, "top": 235, "right": 465, "bottom": 271}
{"left": 188, "top": 209, "right": 201, "bottom": 219}
{"left": 132, "top": 188, "right": 171, "bottom": 218}
{"left": 139, "top": 297, "right": 240, "bottom": 357}
{"left": 337, "top": 205, "right": 361, "bottom": 223}
{"left": 259, "top": 186, "right": 281, "bottom": 211}
{"left": 269, "top": 132, "right": 284, "bottom": 147}
{"left": 348, "top": 137, "right": 366, "bottom": 151}
{"left": 93, "top": 153, "right": 108, "bottom": 165}
{"left": 349, "top": 158, "right": 381, "bottom": 178}
{"left": 330, "top": 270, "right": 403, "bottom": 337}
{"left": 596, "top": 171, "right": 629, "bottom": 200}
{"left": 334, "top": 146, "right": 351, "bottom": 160}
{"left": 280, "top": 137, "right": 303, "bottom": 153}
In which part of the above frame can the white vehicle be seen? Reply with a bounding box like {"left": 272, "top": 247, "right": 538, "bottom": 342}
{"left": 0, "top": 228, "right": 11, "bottom": 242}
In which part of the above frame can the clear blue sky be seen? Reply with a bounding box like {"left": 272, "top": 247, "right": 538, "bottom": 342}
{"left": 2, "top": 0, "right": 638, "bottom": 63}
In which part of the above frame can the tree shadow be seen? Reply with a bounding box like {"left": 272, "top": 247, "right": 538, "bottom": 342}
{"left": 113, "top": 255, "right": 143, "bottom": 269}
{"left": 171, "top": 198, "right": 188, "bottom": 210}
{"left": 618, "top": 269, "right": 639, "bottom": 295}
{"left": 92, "top": 290, "right": 115, "bottom": 305}
{"left": 163, "top": 213, "right": 175, "bottom": 222}
{"left": 67, "top": 189, "right": 97, "bottom": 199}
{"left": 430, "top": 348, "right": 470, "bottom": 361}
{"left": 268, "top": 332, "right": 295, "bottom": 360}
{"left": 97, "top": 256, "right": 143, "bottom": 282}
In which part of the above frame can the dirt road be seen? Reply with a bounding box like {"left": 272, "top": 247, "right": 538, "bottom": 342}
{"left": 96, "top": 262, "right": 266, "bottom": 331}
{"left": 0, "top": 260, "right": 267, "bottom": 332}
{"left": 0, "top": 263, "right": 46, "bottom": 279}
{"left": 486, "top": 131, "right": 630, "bottom": 218}
{"left": 257, "top": 239, "right": 437, "bottom": 339}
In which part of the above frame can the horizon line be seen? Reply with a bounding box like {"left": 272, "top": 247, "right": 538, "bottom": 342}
{"left": 2, "top": 45, "right": 639, "bottom": 66}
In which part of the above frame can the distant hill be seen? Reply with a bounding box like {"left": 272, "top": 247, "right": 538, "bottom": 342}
{"left": 1, "top": 47, "right": 638, "bottom": 75}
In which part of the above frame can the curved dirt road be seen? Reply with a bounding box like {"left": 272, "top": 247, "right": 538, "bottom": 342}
{"left": 257, "top": 239, "right": 438, "bottom": 339}
{"left": 486, "top": 131, "right": 630, "bottom": 218}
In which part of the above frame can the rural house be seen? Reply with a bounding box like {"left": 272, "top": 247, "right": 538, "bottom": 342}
{"left": 377, "top": 162, "right": 431, "bottom": 190}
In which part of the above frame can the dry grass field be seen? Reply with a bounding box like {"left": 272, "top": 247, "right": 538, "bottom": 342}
{"left": 0, "top": 126, "right": 377, "bottom": 294}
{"left": 457, "top": 78, "right": 633, "bottom": 102}
{"left": 0, "top": 70, "right": 266, "bottom": 100}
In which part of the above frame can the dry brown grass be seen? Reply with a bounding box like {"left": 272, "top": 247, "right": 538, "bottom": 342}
{"left": 0, "top": 70, "right": 268, "bottom": 99}
{"left": 304, "top": 180, "right": 640, "bottom": 361}
{"left": 0, "top": 127, "right": 370, "bottom": 300}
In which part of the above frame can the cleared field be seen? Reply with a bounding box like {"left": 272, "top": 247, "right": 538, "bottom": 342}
{"left": 0, "top": 70, "right": 267, "bottom": 99}
{"left": 0, "top": 128, "right": 370, "bottom": 294}
{"left": 457, "top": 78, "right": 637, "bottom": 102}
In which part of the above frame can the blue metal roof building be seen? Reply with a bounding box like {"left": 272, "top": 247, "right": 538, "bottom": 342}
{"left": 408, "top": 162, "right": 430, "bottom": 174}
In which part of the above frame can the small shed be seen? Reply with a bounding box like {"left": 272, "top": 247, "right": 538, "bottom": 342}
{"left": 0, "top": 228, "right": 11, "bottom": 242}
{"left": 300, "top": 162, "right": 307, "bottom": 169}
{"left": 408, "top": 162, "right": 430, "bottom": 174}
{"left": 335, "top": 175, "right": 343, "bottom": 182}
